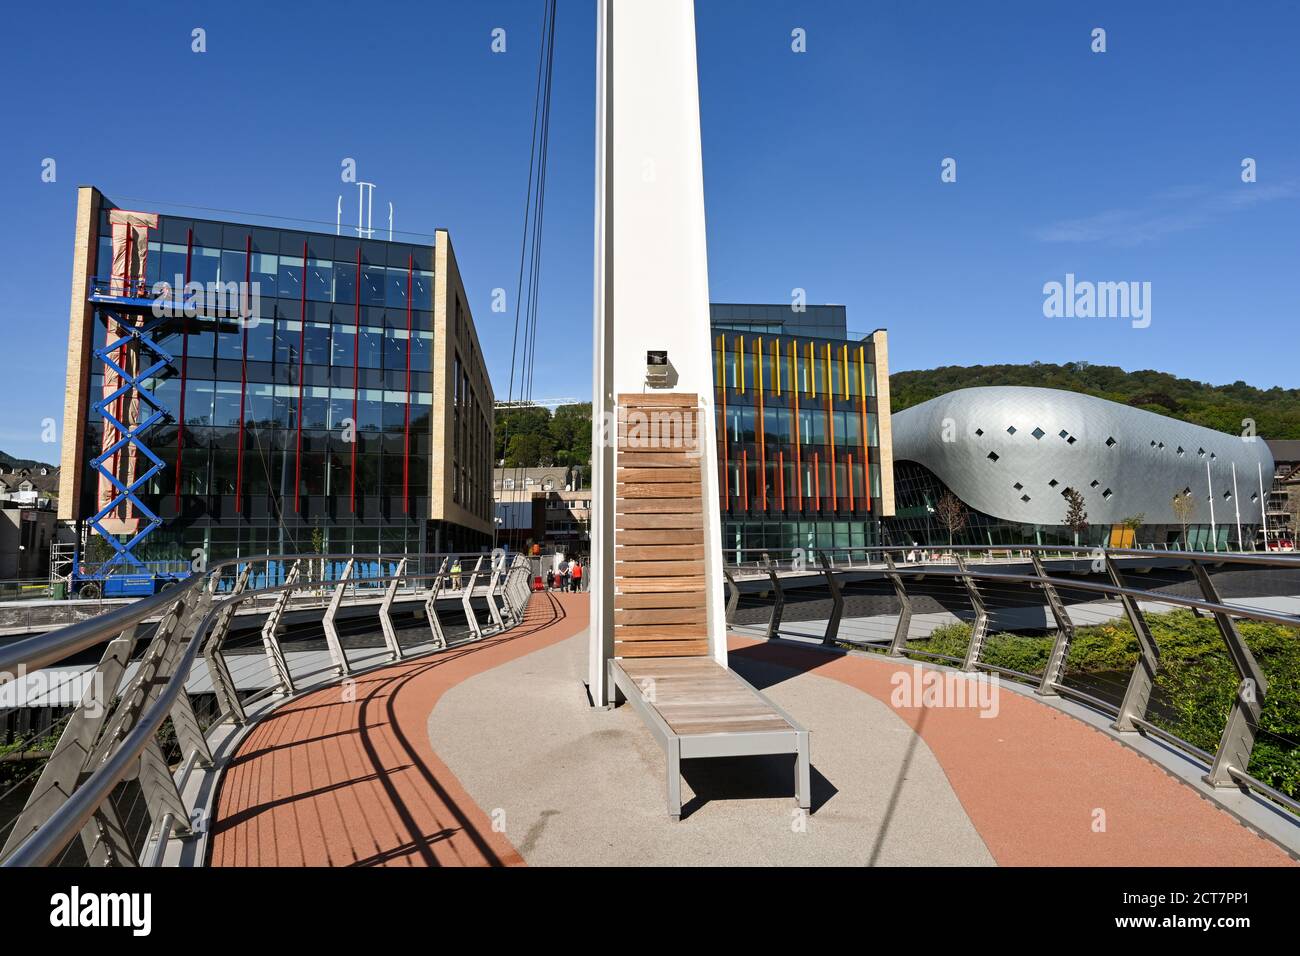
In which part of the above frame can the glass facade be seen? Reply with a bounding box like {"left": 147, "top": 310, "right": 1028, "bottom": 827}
{"left": 711, "top": 308, "right": 887, "bottom": 560}
{"left": 80, "top": 208, "right": 485, "bottom": 562}
{"left": 890, "top": 460, "right": 1236, "bottom": 550}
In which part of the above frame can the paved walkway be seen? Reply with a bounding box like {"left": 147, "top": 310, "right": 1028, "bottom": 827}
{"left": 208, "top": 593, "right": 583, "bottom": 866}
{"left": 210, "top": 593, "right": 1295, "bottom": 866}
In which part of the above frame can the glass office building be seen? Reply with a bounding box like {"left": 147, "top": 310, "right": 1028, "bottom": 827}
{"left": 59, "top": 187, "right": 494, "bottom": 564}
{"left": 710, "top": 304, "right": 895, "bottom": 558}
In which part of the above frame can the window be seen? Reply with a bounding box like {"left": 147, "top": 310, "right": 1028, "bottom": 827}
{"left": 1031, "top": 427, "right": 1045, "bottom": 440}
{"left": 1048, "top": 478, "right": 1059, "bottom": 487}
{"left": 1020, "top": 494, "right": 1031, "bottom": 503}
{"left": 987, "top": 451, "right": 999, "bottom": 462}
{"left": 1013, "top": 482, "right": 1023, "bottom": 490}
{"left": 1102, "top": 488, "right": 1113, "bottom": 499}
{"left": 1105, "top": 436, "right": 1116, "bottom": 447}
{"left": 974, "top": 428, "right": 984, "bottom": 437}
{"left": 1006, "top": 426, "right": 1017, "bottom": 435}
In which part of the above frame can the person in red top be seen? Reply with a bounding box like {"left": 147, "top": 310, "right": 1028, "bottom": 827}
{"left": 571, "top": 560, "right": 583, "bottom": 592}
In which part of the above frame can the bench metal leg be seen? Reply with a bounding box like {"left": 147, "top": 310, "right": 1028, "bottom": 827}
{"left": 667, "top": 737, "right": 682, "bottom": 821}
{"left": 795, "top": 731, "right": 811, "bottom": 810}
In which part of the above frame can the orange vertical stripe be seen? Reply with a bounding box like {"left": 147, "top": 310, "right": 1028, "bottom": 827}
{"left": 858, "top": 344, "right": 870, "bottom": 513}
{"left": 792, "top": 341, "right": 802, "bottom": 513}
{"left": 755, "top": 337, "right": 765, "bottom": 511}
{"left": 825, "top": 343, "right": 836, "bottom": 508}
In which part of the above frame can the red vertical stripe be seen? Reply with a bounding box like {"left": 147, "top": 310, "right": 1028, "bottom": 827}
{"left": 403, "top": 255, "right": 412, "bottom": 513}
{"left": 814, "top": 452, "right": 821, "bottom": 510}
{"left": 235, "top": 234, "right": 250, "bottom": 511}
{"left": 351, "top": 247, "right": 361, "bottom": 512}
{"left": 719, "top": 336, "right": 729, "bottom": 513}
{"left": 777, "top": 450, "right": 785, "bottom": 511}
{"left": 174, "top": 228, "right": 193, "bottom": 508}
{"left": 742, "top": 449, "right": 749, "bottom": 512}
{"left": 294, "top": 241, "right": 306, "bottom": 512}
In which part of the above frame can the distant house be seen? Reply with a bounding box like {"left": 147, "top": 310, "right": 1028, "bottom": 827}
{"left": 0, "top": 465, "right": 59, "bottom": 578}
{"left": 0, "top": 464, "right": 59, "bottom": 505}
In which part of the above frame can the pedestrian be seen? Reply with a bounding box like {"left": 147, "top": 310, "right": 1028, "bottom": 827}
{"left": 562, "top": 560, "right": 572, "bottom": 592}
{"left": 571, "top": 559, "right": 583, "bottom": 592}
{"left": 544, "top": 568, "right": 554, "bottom": 590}
{"left": 451, "top": 559, "right": 463, "bottom": 590}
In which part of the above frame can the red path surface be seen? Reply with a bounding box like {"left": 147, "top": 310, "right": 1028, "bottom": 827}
{"left": 209, "top": 593, "right": 1294, "bottom": 866}
{"left": 209, "top": 592, "right": 585, "bottom": 866}
{"left": 729, "top": 637, "right": 1295, "bottom": 867}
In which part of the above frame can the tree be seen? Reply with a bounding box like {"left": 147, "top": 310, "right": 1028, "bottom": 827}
{"left": 934, "top": 492, "right": 968, "bottom": 547}
{"left": 1171, "top": 493, "right": 1196, "bottom": 549}
{"left": 1063, "top": 488, "right": 1088, "bottom": 546}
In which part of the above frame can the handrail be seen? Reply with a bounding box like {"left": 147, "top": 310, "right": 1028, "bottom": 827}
{"left": 722, "top": 544, "right": 1300, "bottom": 821}
{"left": 0, "top": 551, "right": 533, "bottom": 867}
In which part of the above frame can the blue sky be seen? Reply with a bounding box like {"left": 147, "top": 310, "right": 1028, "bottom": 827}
{"left": 1, "top": 0, "right": 1296, "bottom": 462}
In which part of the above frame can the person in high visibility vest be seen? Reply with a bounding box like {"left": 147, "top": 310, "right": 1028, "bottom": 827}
{"left": 451, "top": 560, "right": 463, "bottom": 589}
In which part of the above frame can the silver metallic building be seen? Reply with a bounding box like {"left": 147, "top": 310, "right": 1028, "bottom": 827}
{"left": 890, "top": 386, "right": 1274, "bottom": 548}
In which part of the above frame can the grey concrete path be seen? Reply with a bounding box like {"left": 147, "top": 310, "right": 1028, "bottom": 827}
{"left": 428, "top": 628, "right": 995, "bottom": 866}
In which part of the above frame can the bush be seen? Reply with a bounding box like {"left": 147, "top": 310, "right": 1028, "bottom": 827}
{"left": 906, "top": 611, "right": 1300, "bottom": 798}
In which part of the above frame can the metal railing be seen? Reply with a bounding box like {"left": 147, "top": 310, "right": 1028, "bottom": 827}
{"left": 722, "top": 544, "right": 1300, "bottom": 818}
{"left": 0, "top": 550, "right": 534, "bottom": 867}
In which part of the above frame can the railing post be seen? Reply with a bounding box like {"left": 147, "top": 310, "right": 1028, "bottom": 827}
{"left": 723, "top": 569, "right": 739, "bottom": 625}
{"left": 0, "top": 626, "right": 137, "bottom": 862}
{"left": 461, "top": 556, "right": 485, "bottom": 640}
{"left": 321, "top": 558, "right": 354, "bottom": 676}
{"left": 204, "top": 564, "right": 249, "bottom": 724}
{"left": 136, "top": 738, "right": 190, "bottom": 842}
{"left": 259, "top": 560, "right": 300, "bottom": 694}
{"left": 1191, "top": 562, "right": 1269, "bottom": 788}
{"left": 378, "top": 557, "right": 407, "bottom": 661}
{"left": 884, "top": 554, "right": 913, "bottom": 656}
{"left": 816, "top": 551, "right": 843, "bottom": 646}
{"left": 425, "top": 557, "right": 450, "bottom": 650}
{"left": 763, "top": 558, "right": 785, "bottom": 640}
{"left": 1033, "top": 552, "right": 1075, "bottom": 696}
{"left": 1107, "top": 554, "right": 1160, "bottom": 732}
{"left": 484, "top": 556, "right": 506, "bottom": 634}
{"left": 956, "top": 554, "right": 989, "bottom": 671}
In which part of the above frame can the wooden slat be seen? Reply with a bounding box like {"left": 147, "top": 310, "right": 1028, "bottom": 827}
{"left": 616, "top": 560, "right": 705, "bottom": 578}
{"left": 616, "top": 513, "right": 703, "bottom": 530}
{"left": 614, "top": 576, "right": 707, "bottom": 593}
{"left": 614, "top": 591, "right": 706, "bottom": 610}
{"left": 614, "top": 623, "right": 708, "bottom": 641}
{"left": 617, "top": 452, "right": 695, "bottom": 468}
{"left": 617, "top": 482, "right": 701, "bottom": 498}
{"left": 617, "top": 497, "right": 702, "bottom": 514}
{"left": 615, "top": 466, "right": 700, "bottom": 483}
{"left": 617, "top": 392, "right": 698, "bottom": 407}
{"left": 616, "top": 544, "right": 703, "bottom": 562}
{"left": 616, "top": 528, "right": 702, "bottom": 546}
{"left": 615, "top": 639, "right": 710, "bottom": 658}
{"left": 615, "top": 607, "right": 706, "bottom": 626}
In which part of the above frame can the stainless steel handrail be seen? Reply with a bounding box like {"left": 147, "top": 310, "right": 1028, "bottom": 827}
{"left": 0, "top": 551, "right": 533, "bottom": 866}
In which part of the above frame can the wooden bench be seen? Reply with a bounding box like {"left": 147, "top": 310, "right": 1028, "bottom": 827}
{"left": 611, "top": 392, "right": 810, "bottom": 819}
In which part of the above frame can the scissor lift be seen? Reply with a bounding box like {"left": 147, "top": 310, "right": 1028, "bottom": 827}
{"left": 74, "top": 230, "right": 188, "bottom": 598}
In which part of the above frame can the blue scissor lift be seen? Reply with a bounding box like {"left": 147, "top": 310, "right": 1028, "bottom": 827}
{"left": 73, "top": 278, "right": 191, "bottom": 598}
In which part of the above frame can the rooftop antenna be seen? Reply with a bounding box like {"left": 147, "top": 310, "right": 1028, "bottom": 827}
{"left": 356, "top": 181, "right": 376, "bottom": 238}
{"left": 335, "top": 196, "right": 343, "bottom": 235}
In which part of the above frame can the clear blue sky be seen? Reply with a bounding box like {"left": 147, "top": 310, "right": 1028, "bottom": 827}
{"left": 1, "top": 0, "right": 1296, "bottom": 463}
